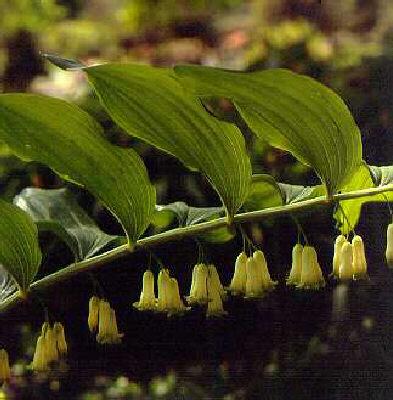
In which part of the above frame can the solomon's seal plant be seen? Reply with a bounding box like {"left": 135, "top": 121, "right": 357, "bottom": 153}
{"left": 0, "top": 54, "right": 393, "bottom": 374}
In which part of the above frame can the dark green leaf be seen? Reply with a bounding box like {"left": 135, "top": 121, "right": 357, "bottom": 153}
{"left": 14, "top": 188, "right": 125, "bottom": 261}
{"left": 41, "top": 53, "right": 85, "bottom": 71}
{"left": 0, "top": 199, "right": 42, "bottom": 291}
{"left": 174, "top": 65, "right": 362, "bottom": 194}
{"left": 84, "top": 63, "right": 251, "bottom": 219}
{"left": 0, "top": 94, "right": 156, "bottom": 243}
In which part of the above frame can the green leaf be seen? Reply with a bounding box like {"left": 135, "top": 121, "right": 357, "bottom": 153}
{"left": 0, "top": 266, "right": 17, "bottom": 302}
{"left": 174, "top": 65, "right": 362, "bottom": 194}
{"left": 84, "top": 63, "right": 251, "bottom": 219}
{"left": 369, "top": 165, "right": 393, "bottom": 187}
{"left": 0, "top": 94, "right": 156, "bottom": 243}
{"left": 14, "top": 188, "right": 125, "bottom": 261}
{"left": 153, "top": 202, "right": 234, "bottom": 243}
{"left": 278, "top": 183, "right": 326, "bottom": 203}
{"left": 0, "top": 199, "right": 42, "bottom": 292}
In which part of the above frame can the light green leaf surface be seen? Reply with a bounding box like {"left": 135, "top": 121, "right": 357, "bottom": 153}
{"left": 174, "top": 65, "right": 362, "bottom": 194}
{"left": 0, "top": 94, "right": 156, "bottom": 243}
{"left": 14, "top": 188, "right": 125, "bottom": 261}
{"left": 84, "top": 63, "right": 251, "bottom": 219}
{"left": 0, "top": 199, "right": 42, "bottom": 292}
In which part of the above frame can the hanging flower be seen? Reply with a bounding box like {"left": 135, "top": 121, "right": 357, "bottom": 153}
{"left": 287, "top": 243, "right": 303, "bottom": 285}
{"left": 297, "top": 246, "right": 325, "bottom": 289}
{"left": 332, "top": 235, "right": 346, "bottom": 278}
{"left": 53, "top": 322, "right": 67, "bottom": 355}
{"left": 206, "top": 270, "right": 227, "bottom": 317}
{"left": 88, "top": 296, "right": 100, "bottom": 333}
{"left": 44, "top": 326, "right": 59, "bottom": 364}
{"left": 253, "top": 250, "right": 277, "bottom": 290}
{"left": 31, "top": 335, "right": 47, "bottom": 372}
{"left": 157, "top": 269, "right": 171, "bottom": 311}
{"left": 386, "top": 223, "right": 393, "bottom": 267}
{"left": 0, "top": 349, "right": 10, "bottom": 382}
{"left": 228, "top": 252, "right": 247, "bottom": 295}
{"left": 133, "top": 270, "right": 156, "bottom": 311}
{"left": 96, "top": 300, "right": 123, "bottom": 344}
{"left": 207, "top": 265, "right": 226, "bottom": 299}
{"left": 187, "top": 264, "right": 208, "bottom": 305}
{"left": 352, "top": 235, "right": 367, "bottom": 279}
{"left": 167, "top": 277, "right": 188, "bottom": 315}
{"left": 339, "top": 241, "right": 353, "bottom": 280}
{"left": 245, "top": 256, "right": 264, "bottom": 298}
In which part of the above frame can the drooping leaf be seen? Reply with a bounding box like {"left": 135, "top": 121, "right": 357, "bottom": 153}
{"left": 278, "top": 183, "right": 326, "bottom": 204}
{"left": 83, "top": 63, "right": 251, "bottom": 219}
{"left": 153, "top": 202, "right": 234, "bottom": 242}
{"left": 14, "top": 188, "right": 125, "bottom": 261}
{"left": 41, "top": 53, "right": 85, "bottom": 71}
{"left": 174, "top": 65, "right": 363, "bottom": 195}
{"left": 0, "top": 94, "right": 156, "bottom": 243}
{"left": 0, "top": 199, "right": 42, "bottom": 292}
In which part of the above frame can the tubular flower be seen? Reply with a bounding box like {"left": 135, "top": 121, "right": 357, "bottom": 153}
{"left": 287, "top": 243, "right": 303, "bottom": 285}
{"left": 339, "top": 242, "right": 353, "bottom": 280}
{"left": 133, "top": 270, "right": 157, "bottom": 311}
{"left": 332, "top": 235, "right": 346, "bottom": 277}
{"left": 386, "top": 223, "right": 393, "bottom": 267}
{"left": 206, "top": 272, "right": 227, "bottom": 317}
{"left": 157, "top": 269, "right": 171, "bottom": 311}
{"left": 228, "top": 252, "right": 247, "bottom": 294}
{"left": 88, "top": 296, "right": 100, "bottom": 333}
{"left": 32, "top": 335, "right": 48, "bottom": 372}
{"left": 45, "top": 326, "right": 59, "bottom": 364}
{"left": 0, "top": 349, "right": 11, "bottom": 382}
{"left": 352, "top": 235, "right": 367, "bottom": 279}
{"left": 245, "top": 256, "right": 264, "bottom": 298}
{"left": 53, "top": 322, "right": 67, "bottom": 355}
{"left": 207, "top": 265, "right": 226, "bottom": 299}
{"left": 96, "top": 300, "right": 123, "bottom": 344}
{"left": 187, "top": 264, "right": 208, "bottom": 305}
{"left": 297, "top": 246, "right": 325, "bottom": 289}
{"left": 253, "top": 250, "right": 277, "bottom": 290}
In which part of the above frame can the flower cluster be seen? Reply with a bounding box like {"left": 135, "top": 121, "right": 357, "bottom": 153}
{"left": 31, "top": 321, "right": 67, "bottom": 372}
{"left": 332, "top": 234, "right": 367, "bottom": 280}
{"left": 88, "top": 297, "right": 123, "bottom": 344}
{"left": 133, "top": 269, "right": 188, "bottom": 315}
{"left": 0, "top": 349, "right": 10, "bottom": 382}
{"left": 287, "top": 244, "right": 325, "bottom": 289}
{"left": 228, "top": 250, "right": 277, "bottom": 298}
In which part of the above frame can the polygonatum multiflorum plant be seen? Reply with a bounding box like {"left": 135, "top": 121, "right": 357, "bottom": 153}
{"left": 0, "top": 54, "right": 393, "bottom": 376}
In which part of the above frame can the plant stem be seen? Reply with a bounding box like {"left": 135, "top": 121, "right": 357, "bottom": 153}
{"left": 1, "top": 183, "right": 392, "bottom": 314}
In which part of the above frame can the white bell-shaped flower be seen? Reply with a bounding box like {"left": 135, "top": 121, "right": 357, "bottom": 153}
{"left": 287, "top": 243, "right": 303, "bottom": 285}
{"left": 207, "top": 265, "right": 226, "bottom": 298}
{"left": 339, "top": 241, "right": 353, "bottom": 280}
{"left": 31, "top": 335, "right": 47, "bottom": 372}
{"left": 352, "top": 235, "right": 367, "bottom": 278}
{"left": 245, "top": 257, "right": 264, "bottom": 298}
{"left": 133, "top": 270, "right": 157, "bottom": 311}
{"left": 386, "top": 223, "right": 393, "bottom": 267}
{"left": 53, "top": 322, "right": 67, "bottom": 355}
{"left": 157, "top": 269, "right": 171, "bottom": 311}
{"left": 253, "top": 250, "right": 277, "bottom": 290}
{"left": 228, "top": 252, "right": 247, "bottom": 294}
{"left": 45, "top": 326, "right": 59, "bottom": 364}
{"left": 88, "top": 296, "right": 100, "bottom": 333}
{"left": 206, "top": 274, "right": 227, "bottom": 317}
{"left": 0, "top": 349, "right": 11, "bottom": 382}
{"left": 168, "top": 277, "right": 187, "bottom": 314}
{"left": 332, "top": 235, "right": 346, "bottom": 277}
{"left": 297, "top": 246, "right": 325, "bottom": 289}
{"left": 96, "top": 300, "right": 123, "bottom": 344}
{"left": 187, "top": 264, "right": 208, "bottom": 305}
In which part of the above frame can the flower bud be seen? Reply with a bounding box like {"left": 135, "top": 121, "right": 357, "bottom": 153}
{"left": 0, "top": 349, "right": 10, "bottom": 382}
{"left": 245, "top": 257, "right": 264, "bottom": 298}
{"left": 53, "top": 322, "right": 67, "bottom": 355}
{"left": 206, "top": 275, "right": 227, "bottom": 317}
{"left": 298, "top": 246, "right": 325, "bottom": 289}
{"left": 339, "top": 242, "right": 353, "bottom": 280}
{"left": 187, "top": 264, "right": 208, "bottom": 305}
{"left": 133, "top": 270, "right": 156, "bottom": 311}
{"left": 386, "top": 223, "right": 393, "bottom": 267}
{"left": 253, "top": 250, "right": 277, "bottom": 290}
{"left": 228, "top": 252, "right": 247, "bottom": 294}
{"left": 88, "top": 296, "right": 100, "bottom": 332}
{"left": 287, "top": 244, "right": 303, "bottom": 285}
{"left": 352, "top": 235, "right": 367, "bottom": 278}
{"left": 332, "top": 235, "right": 346, "bottom": 277}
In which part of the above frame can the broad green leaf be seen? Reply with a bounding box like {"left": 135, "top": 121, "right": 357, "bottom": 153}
{"left": 278, "top": 183, "right": 326, "bottom": 203}
{"left": 14, "top": 188, "right": 125, "bottom": 261}
{"left": 0, "top": 266, "right": 17, "bottom": 302}
{"left": 84, "top": 63, "right": 251, "bottom": 219}
{"left": 0, "top": 199, "right": 42, "bottom": 292}
{"left": 153, "top": 202, "right": 234, "bottom": 243}
{"left": 242, "top": 174, "right": 283, "bottom": 212}
{"left": 174, "top": 65, "right": 362, "bottom": 194}
{"left": 0, "top": 94, "right": 156, "bottom": 243}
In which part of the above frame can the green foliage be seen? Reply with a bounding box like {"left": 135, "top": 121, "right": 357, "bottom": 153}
{"left": 0, "top": 199, "right": 41, "bottom": 292}
{"left": 174, "top": 65, "right": 363, "bottom": 194}
{"left": 0, "top": 94, "right": 156, "bottom": 244}
{"left": 14, "top": 188, "right": 125, "bottom": 261}
{"left": 85, "top": 63, "right": 251, "bottom": 219}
